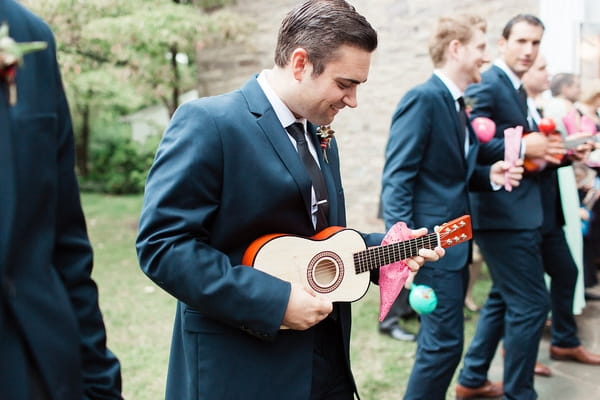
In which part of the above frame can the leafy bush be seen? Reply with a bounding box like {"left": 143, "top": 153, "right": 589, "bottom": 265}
{"left": 80, "top": 134, "right": 160, "bottom": 194}
{"left": 195, "top": 0, "right": 237, "bottom": 12}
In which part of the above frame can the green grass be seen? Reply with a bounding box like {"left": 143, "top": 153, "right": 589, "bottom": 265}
{"left": 350, "top": 277, "right": 492, "bottom": 400}
{"left": 82, "top": 193, "right": 492, "bottom": 400}
{"left": 83, "top": 193, "right": 174, "bottom": 400}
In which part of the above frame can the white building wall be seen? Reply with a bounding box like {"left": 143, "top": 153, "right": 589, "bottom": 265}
{"left": 539, "top": 0, "right": 584, "bottom": 75}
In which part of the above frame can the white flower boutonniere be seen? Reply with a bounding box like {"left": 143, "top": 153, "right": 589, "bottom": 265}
{"left": 0, "top": 23, "right": 47, "bottom": 106}
{"left": 317, "top": 125, "right": 335, "bottom": 163}
{"left": 464, "top": 96, "right": 476, "bottom": 116}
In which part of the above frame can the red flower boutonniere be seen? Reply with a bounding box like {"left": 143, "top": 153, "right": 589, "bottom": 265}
{"left": 0, "top": 23, "right": 47, "bottom": 106}
{"left": 317, "top": 125, "right": 335, "bottom": 163}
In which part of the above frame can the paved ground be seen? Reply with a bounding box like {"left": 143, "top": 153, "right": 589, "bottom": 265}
{"left": 479, "top": 282, "right": 600, "bottom": 399}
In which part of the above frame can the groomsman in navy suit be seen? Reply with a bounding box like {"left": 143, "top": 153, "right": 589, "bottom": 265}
{"left": 0, "top": 1, "right": 122, "bottom": 399}
{"left": 381, "top": 14, "right": 523, "bottom": 400}
{"left": 136, "top": 1, "right": 444, "bottom": 399}
{"left": 455, "top": 14, "right": 558, "bottom": 400}
{"left": 522, "top": 57, "right": 600, "bottom": 368}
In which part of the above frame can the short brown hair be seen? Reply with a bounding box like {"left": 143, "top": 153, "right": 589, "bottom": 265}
{"left": 501, "top": 14, "right": 544, "bottom": 40}
{"left": 550, "top": 73, "right": 577, "bottom": 97}
{"left": 428, "top": 14, "right": 487, "bottom": 68}
{"left": 274, "top": 0, "right": 378, "bottom": 76}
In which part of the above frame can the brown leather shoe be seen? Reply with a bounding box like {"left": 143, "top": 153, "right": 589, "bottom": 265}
{"left": 455, "top": 380, "right": 503, "bottom": 399}
{"left": 550, "top": 345, "right": 600, "bottom": 365}
{"left": 534, "top": 361, "right": 552, "bottom": 377}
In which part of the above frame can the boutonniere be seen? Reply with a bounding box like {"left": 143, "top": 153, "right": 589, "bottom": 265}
{"left": 464, "top": 96, "right": 476, "bottom": 116}
{"left": 317, "top": 125, "right": 335, "bottom": 163}
{"left": 0, "top": 23, "right": 47, "bottom": 106}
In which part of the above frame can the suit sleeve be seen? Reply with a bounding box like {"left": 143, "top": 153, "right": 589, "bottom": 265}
{"left": 48, "top": 32, "right": 123, "bottom": 399}
{"left": 468, "top": 164, "right": 494, "bottom": 192}
{"left": 465, "top": 80, "right": 505, "bottom": 164}
{"left": 381, "top": 89, "right": 431, "bottom": 230}
{"left": 136, "top": 102, "right": 290, "bottom": 340}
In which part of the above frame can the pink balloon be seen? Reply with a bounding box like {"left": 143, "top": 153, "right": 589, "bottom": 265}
{"left": 472, "top": 117, "right": 496, "bottom": 143}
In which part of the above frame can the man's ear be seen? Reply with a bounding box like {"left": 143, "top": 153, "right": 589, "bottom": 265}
{"left": 290, "top": 48, "right": 310, "bottom": 81}
{"left": 448, "top": 39, "right": 461, "bottom": 60}
{"left": 497, "top": 37, "right": 507, "bottom": 54}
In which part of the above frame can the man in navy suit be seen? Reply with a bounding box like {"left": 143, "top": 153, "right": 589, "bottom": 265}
{"left": 0, "top": 1, "right": 122, "bottom": 399}
{"left": 455, "top": 14, "right": 558, "bottom": 400}
{"left": 522, "top": 58, "right": 600, "bottom": 367}
{"left": 136, "top": 1, "right": 443, "bottom": 399}
{"left": 381, "top": 14, "right": 523, "bottom": 400}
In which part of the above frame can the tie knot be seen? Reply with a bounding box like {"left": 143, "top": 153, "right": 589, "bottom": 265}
{"left": 287, "top": 122, "right": 306, "bottom": 143}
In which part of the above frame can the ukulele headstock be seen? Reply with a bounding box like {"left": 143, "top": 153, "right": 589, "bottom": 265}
{"left": 438, "top": 215, "right": 472, "bottom": 249}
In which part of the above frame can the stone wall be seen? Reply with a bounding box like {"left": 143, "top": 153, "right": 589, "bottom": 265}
{"left": 197, "top": 0, "right": 539, "bottom": 233}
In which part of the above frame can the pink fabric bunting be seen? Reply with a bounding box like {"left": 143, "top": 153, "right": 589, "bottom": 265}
{"left": 503, "top": 126, "right": 523, "bottom": 192}
{"left": 563, "top": 109, "right": 597, "bottom": 135}
{"left": 378, "top": 221, "right": 413, "bottom": 321}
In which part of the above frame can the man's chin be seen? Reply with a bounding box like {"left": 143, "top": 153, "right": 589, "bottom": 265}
{"left": 317, "top": 116, "right": 336, "bottom": 126}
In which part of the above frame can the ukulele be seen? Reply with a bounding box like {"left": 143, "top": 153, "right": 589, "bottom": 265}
{"left": 242, "top": 215, "right": 472, "bottom": 302}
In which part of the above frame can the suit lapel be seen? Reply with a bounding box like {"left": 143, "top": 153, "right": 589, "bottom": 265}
{"left": 465, "top": 125, "right": 479, "bottom": 176}
{"left": 257, "top": 112, "right": 314, "bottom": 224}
{"left": 0, "top": 93, "right": 16, "bottom": 267}
{"left": 431, "top": 76, "right": 468, "bottom": 168}
{"left": 493, "top": 65, "right": 529, "bottom": 124}
{"left": 242, "top": 78, "right": 314, "bottom": 225}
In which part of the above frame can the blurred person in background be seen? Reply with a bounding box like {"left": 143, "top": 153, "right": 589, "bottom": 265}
{"left": 523, "top": 56, "right": 600, "bottom": 373}
{"left": 0, "top": 1, "right": 123, "bottom": 399}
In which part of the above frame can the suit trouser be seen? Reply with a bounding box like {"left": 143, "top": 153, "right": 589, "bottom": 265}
{"left": 403, "top": 265, "right": 469, "bottom": 400}
{"left": 310, "top": 315, "right": 354, "bottom": 400}
{"left": 583, "top": 235, "right": 599, "bottom": 288}
{"left": 458, "top": 229, "right": 549, "bottom": 400}
{"left": 541, "top": 226, "right": 580, "bottom": 348}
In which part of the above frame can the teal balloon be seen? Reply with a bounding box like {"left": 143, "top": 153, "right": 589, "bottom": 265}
{"left": 409, "top": 284, "right": 438, "bottom": 314}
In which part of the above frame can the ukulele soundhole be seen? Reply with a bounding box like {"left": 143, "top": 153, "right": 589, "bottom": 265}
{"left": 307, "top": 251, "right": 344, "bottom": 293}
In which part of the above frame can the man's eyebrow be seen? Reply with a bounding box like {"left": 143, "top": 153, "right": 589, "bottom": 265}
{"left": 338, "top": 77, "right": 366, "bottom": 85}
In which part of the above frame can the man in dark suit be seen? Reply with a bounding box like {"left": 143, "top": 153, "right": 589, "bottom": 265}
{"left": 523, "top": 58, "right": 600, "bottom": 367}
{"left": 455, "top": 14, "right": 557, "bottom": 400}
{"left": 381, "top": 14, "right": 523, "bottom": 400}
{"left": 0, "top": 1, "right": 123, "bottom": 399}
{"left": 136, "top": 1, "right": 443, "bottom": 399}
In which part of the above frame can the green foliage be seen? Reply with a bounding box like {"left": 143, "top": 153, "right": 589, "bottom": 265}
{"left": 25, "top": 0, "right": 250, "bottom": 115}
{"left": 195, "top": 0, "right": 237, "bottom": 11}
{"left": 78, "top": 3, "right": 249, "bottom": 112}
{"left": 80, "top": 193, "right": 174, "bottom": 399}
{"left": 21, "top": 0, "right": 251, "bottom": 182}
{"left": 81, "top": 132, "right": 160, "bottom": 194}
